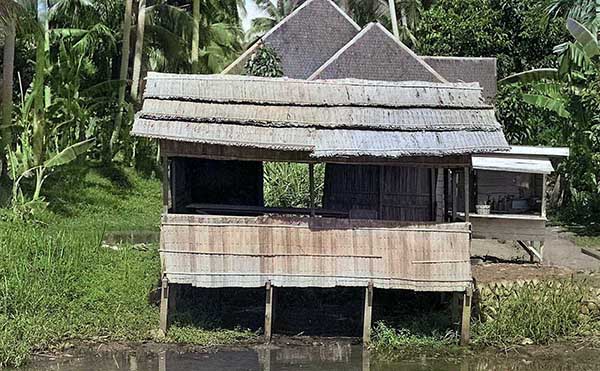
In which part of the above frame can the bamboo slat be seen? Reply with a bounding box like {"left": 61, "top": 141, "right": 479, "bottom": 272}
{"left": 160, "top": 214, "right": 472, "bottom": 292}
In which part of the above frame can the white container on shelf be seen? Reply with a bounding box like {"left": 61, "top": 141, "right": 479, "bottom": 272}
{"left": 476, "top": 204, "right": 491, "bottom": 215}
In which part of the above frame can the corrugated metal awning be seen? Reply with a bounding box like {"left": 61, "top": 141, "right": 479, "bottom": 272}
{"left": 472, "top": 155, "right": 554, "bottom": 174}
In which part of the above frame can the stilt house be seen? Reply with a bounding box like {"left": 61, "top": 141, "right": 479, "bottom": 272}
{"left": 131, "top": 0, "right": 568, "bottom": 344}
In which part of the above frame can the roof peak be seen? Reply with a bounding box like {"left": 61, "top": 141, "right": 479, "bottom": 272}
{"left": 308, "top": 21, "right": 447, "bottom": 83}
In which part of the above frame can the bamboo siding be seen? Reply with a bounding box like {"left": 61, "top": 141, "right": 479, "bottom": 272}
{"left": 160, "top": 214, "right": 472, "bottom": 292}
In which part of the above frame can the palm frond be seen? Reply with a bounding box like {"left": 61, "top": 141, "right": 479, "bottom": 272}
{"left": 566, "top": 17, "right": 600, "bottom": 59}
{"left": 499, "top": 68, "right": 560, "bottom": 85}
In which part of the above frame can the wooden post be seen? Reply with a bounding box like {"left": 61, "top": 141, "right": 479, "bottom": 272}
{"left": 265, "top": 281, "right": 274, "bottom": 342}
{"left": 430, "top": 168, "right": 437, "bottom": 220}
{"left": 452, "top": 170, "right": 458, "bottom": 221}
{"left": 460, "top": 287, "right": 473, "bottom": 346}
{"left": 363, "top": 282, "right": 374, "bottom": 345}
{"left": 162, "top": 156, "right": 170, "bottom": 214}
{"left": 464, "top": 167, "right": 470, "bottom": 222}
{"left": 159, "top": 277, "right": 170, "bottom": 334}
{"left": 362, "top": 347, "right": 370, "bottom": 371}
{"left": 158, "top": 351, "right": 166, "bottom": 371}
{"left": 541, "top": 174, "right": 547, "bottom": 218}
{"left": 379, "top": 166, "right": 385, "bottom": 219}
{"left": 443, "top": 169, "right": 449, "bottom": 222}
{"left": 309, "top": 163, "right": 315, "bottom": 217}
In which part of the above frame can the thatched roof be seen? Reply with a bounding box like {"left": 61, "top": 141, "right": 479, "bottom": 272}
{"left": 222, "top": 0, "right": 360, "bottom": 78}
{"left": 308, "top": 23, "right": 446, "bottom": 83}
{"left": 132, "top": 73, "right": 509, "bottom": 159}
{"left": 422, "top": 56, "right": 497, "bottom": 103}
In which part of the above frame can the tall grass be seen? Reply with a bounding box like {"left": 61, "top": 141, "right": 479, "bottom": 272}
{"left": 473, "top": 280, "right": 597, "bottom": 347}
{"left": 370, "top": 322, "right": 460, "bottom": 359}
{"left": 0, "top": 167, "right": 163, "bottom": 368}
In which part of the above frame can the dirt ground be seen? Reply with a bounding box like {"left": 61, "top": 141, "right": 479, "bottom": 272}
{"left": 471, "top": 226, "right": 600, "bottom": 284}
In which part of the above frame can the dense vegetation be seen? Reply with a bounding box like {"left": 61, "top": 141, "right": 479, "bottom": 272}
{"left": 0, "top": 0, "right": 599, "bottom": 367}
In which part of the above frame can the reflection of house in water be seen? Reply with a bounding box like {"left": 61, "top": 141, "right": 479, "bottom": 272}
{"left": 131, "top": 0, "right": 568, "bottom": 344}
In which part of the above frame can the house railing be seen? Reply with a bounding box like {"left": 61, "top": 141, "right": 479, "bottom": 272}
{"left": 160, "top": 214, "right": 472, "bottom": 292}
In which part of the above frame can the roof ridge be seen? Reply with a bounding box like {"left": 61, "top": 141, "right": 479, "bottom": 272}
{"left": 308, "top": 22, "right": 448, "bottom": 83}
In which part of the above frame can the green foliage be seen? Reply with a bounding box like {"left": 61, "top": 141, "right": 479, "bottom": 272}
{"left": 473, "top": 280, "right": 597, "bottom": 347}
{"left": 501, "top": 18, "right": 600, "bottom": 223}
{"left": 418, "top": 0, "right": 567, "bottom": 77}
{"left": 0, "top": 167, "right": 163, "bottom": 368}
{"left": 264, "top": 163, "right": 325, "bottom": 208}
{"left": 244, "top": 44, "right": 283, "bottom": 77}
{"left": 370, "top": 322, "right": 460, "bottom": 359}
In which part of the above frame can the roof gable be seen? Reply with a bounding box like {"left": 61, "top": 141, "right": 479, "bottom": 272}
{"left": 222, "top": 0, "right": 360, "bottom": 78}
{"left": 422, "top": 56, "right": 497, "bottom": 102}
{"left": 309, "top": 23, "right": 446, "bottom": 83}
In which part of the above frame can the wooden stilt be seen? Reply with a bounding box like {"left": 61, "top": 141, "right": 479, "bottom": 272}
{"left": 162, "top": 156, "right": 170, "bottom": 214}
{"left": 260, "top": 347, "right": 272, "bottom": 371}
{"left": 362, "top": 347, "right": 370, "bottom": 371}
{"left": 363, "top": 283, "right": 374, "bottom": 345}
{"left": 452, "top": 170, "right": 458, "bottom": 221}
{"left": 464, "top": 167, "right": 470, "bottom": 222}
{"left": 309, "top": 164, "right": 315, "bottom": 217}
{"left": 265, "top": 280, "right": 274, "bottom": 342}
{"left": 460, "top": 287, "right": 473, "bottom": 346}
{"left": 158, "top": 351, "right": 166, "bottom": 371}
{"left": 539, "top": 241, "right": 545, "bottom": 262}
{"left": 159, "top": 277, "right": 170, "bottom": 334}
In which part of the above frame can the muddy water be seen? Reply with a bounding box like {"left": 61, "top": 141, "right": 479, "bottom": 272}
{"left": 19, "top": 344, "right": 600, "bottom": 371}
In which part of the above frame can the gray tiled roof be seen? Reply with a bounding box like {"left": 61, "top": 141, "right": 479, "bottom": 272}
{"left": 423, "top": 56, "right": 497, "bottom": 103}
{"left": 309, "top": 23, "right": 446, "bottom": 83}
{"left": 222, "top": 0, "right": 360, "bottom": 78}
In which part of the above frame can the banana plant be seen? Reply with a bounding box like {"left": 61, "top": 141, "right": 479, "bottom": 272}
{"left": 499, "top": 18, "right": 599, "bottom": 118}
{"left": 8, "top": 137, "right": 94, "bottom": 206}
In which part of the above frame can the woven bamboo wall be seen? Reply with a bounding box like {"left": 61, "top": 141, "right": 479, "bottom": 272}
{"left": 160, "top": 214, "right": 472, "bottom": 292}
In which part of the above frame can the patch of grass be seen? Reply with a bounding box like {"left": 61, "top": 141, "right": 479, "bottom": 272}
{"left": 0, "top": 167, "right": 163, "bottom": 368}
{"left": 370, "top": 322, "right": 461, "bottom": 360}
{"left": 473, "top": 280, "right": 599, "bottom": 348}
{"left": 574, "top": 236, "right": 600, "bottom": 251}
{"left": 166, "top": 326, "right": 258, "bottom": 346}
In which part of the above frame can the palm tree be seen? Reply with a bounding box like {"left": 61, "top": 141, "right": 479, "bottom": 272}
{"left": 249, "top": 0, "right": 302, "bottom": 40}
{"left": 1, "top": 19, "right": 15, "bottom": 155}
{"left": 131, "top": 0, "right": 146, "bottom": 103}
{"left": 111, "top": 0, "right": 134, "bottom": 159}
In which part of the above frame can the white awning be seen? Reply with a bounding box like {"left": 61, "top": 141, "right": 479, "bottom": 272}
{"left": 472, "top": 155, "right": 554, "bottom": 174}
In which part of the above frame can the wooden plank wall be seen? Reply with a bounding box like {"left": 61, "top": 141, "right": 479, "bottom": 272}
{"left": 160, "top": 214, "right": 472, "bottom": 292}
{"left": 323, "top": 165, "right": 434, "bottom": 221}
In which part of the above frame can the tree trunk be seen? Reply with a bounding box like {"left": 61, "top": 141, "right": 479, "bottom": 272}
{"left": 111, "top": 0, "right": 134, "bottom": 160}
{"left": 33, "top": 0, "right": 49, "bottom": 167}
{"left": 399, "top": 3, "right": 408, "bottom": 29}
{"left": 131, "top": 0, "right": 147, "bottom": 104}
{"left": 388, "top": 0, "right": 400, "bottom": 39}
{"left": 1, "top": 19, "right": 15, "bottom": 192}
{"left": 1, "top": 20, "right": 15, "bottom": 152}
{"left": 191, "top": 0, "right": 200, "bottom": 73}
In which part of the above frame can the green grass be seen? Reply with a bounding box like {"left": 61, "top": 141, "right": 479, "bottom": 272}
{"left": 0, "top": 166, "right": 251, "bottom": 368}
{"left": 473, "top": 280, "right": 599, "bottom": 348}
{"left": 574, "top": 236, "right": 600, "bottom": 251}
{"left": 370, "top": 322, "right": 462, "bottom": 360}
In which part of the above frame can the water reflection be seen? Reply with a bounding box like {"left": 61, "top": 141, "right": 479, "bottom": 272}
{"left": 20, "top": 343, "right": 600, "bottom": 371}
